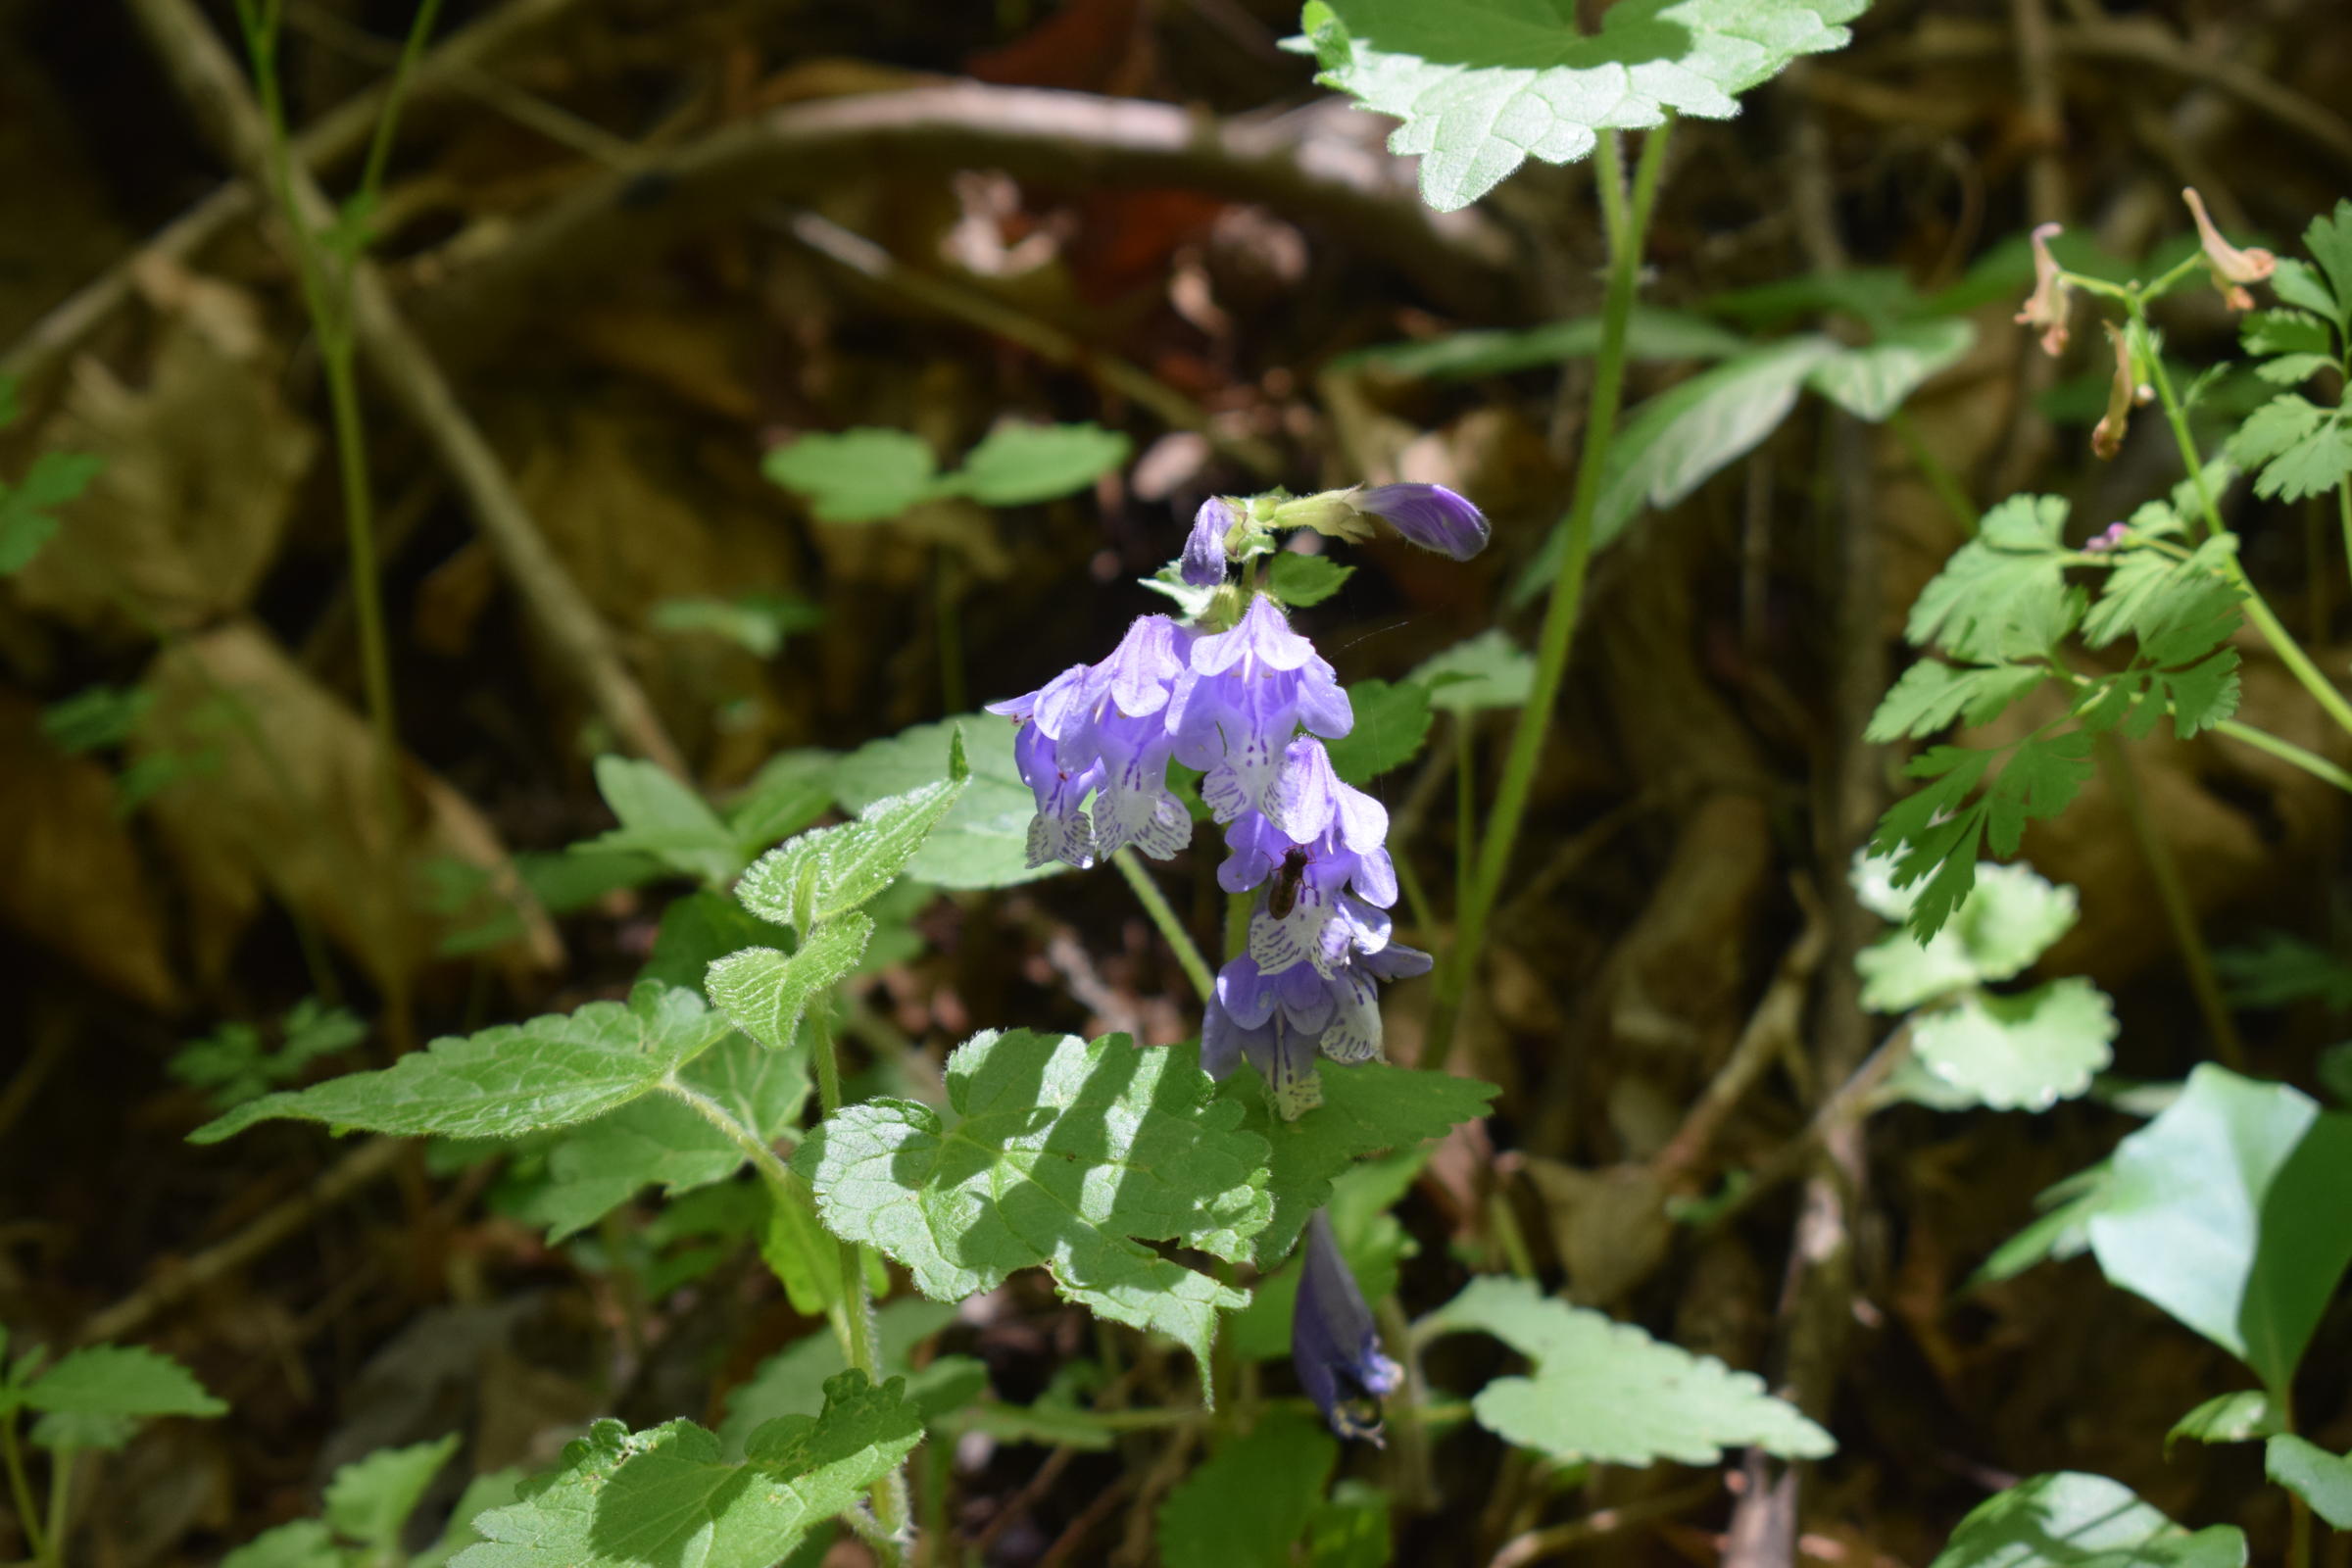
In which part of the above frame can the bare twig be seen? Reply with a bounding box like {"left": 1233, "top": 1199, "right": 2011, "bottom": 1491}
{"left": 1488, "top": 1478, "right": 1724, "bottom": 1568}
{"left": 79, "top": 1137, "right": 409, "bottom": 1346}
{"left": 122, "top": 0, "right": 689, "bottom": 777}
{"left": 0, "top": 0, "right": 589, "bottom": 389}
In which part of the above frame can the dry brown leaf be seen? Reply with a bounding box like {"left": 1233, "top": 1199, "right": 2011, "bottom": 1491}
{"left": 14, "top": 307, "right": 314, "bottom": 636}
{"left": 0, "top": 689, "right": 182, "bottom": 1011}
{"left": 131, "top": 620, "right": 558, "bottom": 990}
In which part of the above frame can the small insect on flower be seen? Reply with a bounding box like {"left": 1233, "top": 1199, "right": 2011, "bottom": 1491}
{"left": 1268, "top": 844, "right": 1312, "bottom": 919}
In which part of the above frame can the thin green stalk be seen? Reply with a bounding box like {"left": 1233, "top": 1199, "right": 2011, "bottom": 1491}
{"left": 41, "top": 1447, "right": 71, "bottom": 1568}
{"left": 1453, "top": 713, "right": 1476, "bottom": 949}
{"left": 239, "top": 0, "right": 416, "bottom": 1046}
{"left": 1426, "top": 120, "right": 1674, "bottom": 1066}
{"left": 1111, "top": 847, "right": 1213, "bottom": 1003}
{"left": 2136, "top": 316, "right": 2352, "bottom": 744}
{"left": 2094, "top": 734, "right": 2245, "bottom": 1069}
{"left": 2214, "top": 718, "right": 2352, "bottom": 793}
{"left": 1, "top": 1418, "right": 49, "bottom": 1566}
{"left": 351, "top": 0, "right": 445, "bottom": 216}
{"left": 2337, "top": 481, "right": 2352, "bottom": 611}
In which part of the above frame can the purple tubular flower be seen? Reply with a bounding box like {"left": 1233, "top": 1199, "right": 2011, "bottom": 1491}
{"left": 1351, "top": 482, "right": 1490, "bottom": 561}
{"left": 987, "top": 615, "right": 1195, "bottom": 869}
{"left": 1293, "top": 1209, "right": 1402, "bottom": 1444}
{"left": 1182, "top": 498, "right": 1235, "bottom": 588}
{"left": 1171, "top": 596, "right": 1352, "bottom": 822}
{"left": 1201, "top": 954, "right": 1327, "bottom": 1118}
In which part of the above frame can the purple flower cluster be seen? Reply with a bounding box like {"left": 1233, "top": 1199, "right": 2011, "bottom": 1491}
{"left": 991, "top": 480, "right": 1487, "bottom": 1442}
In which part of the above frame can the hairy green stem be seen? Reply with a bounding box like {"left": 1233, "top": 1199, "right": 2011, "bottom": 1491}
{"left": 2, "top": 1417, "right": 50, "bottom": 1566}
{"left": 2093, "top": 735, "right": 2245, "bottom": 1069}
{"left": 804, "top": 1008, "right": 909, "bottom": 1559}
{"left": 1426, "top": 120, "right": 1673, "bottom": 1065}
{"left": 1111, "top": 847, "right": 1214, "bottom": 1004}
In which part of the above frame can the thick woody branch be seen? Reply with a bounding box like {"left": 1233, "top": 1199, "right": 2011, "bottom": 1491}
{"left": 416, "top": 82, "right": 1526, "bottom": 365}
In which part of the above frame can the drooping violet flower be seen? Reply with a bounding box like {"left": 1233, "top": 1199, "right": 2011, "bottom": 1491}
{"left": 1220, "top": 743, "right": 1398, "bottom": 978}
{"left": 2091, "top": 321, "right": 2136, "bottom": 461}
{"left": 1170, "top": 595, "right": 1352, "bottom": 823}
{"left": 2182, "top": 187, "right": 2274, "bottom": 312}
{"left": 988, "top": 614, "right": 1195, "bottom": 868}
{"left": 2015, "top": 221, "right": 2072, "bottom": 358}
{"left": 1201, "top": 930, "right": 1432, "bottom": 1102}
{"left": 1349, "top": 482, "right": 1491, "bottom": 561}
{"left": 1293, "top": 1209, "right": 1403, "bottom": 1444}
{"left": 1182, "top": 498, "right": 1237, "bottom": 588}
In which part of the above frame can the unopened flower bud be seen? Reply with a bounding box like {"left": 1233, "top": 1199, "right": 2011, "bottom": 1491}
{"left": 1183, "top": 498, "right": 1238, "bottom": 587}
{"left": 2092, "top": 322, "right": 2134, "bottom": 460}
{"left": 2182, "top": 188, "right": 2274, "bottom": 312}
{"left": 2083, "top": 520, "right": 2129, "bottom": 554}
{"left": 2016, "top": 222, "right": 2073, "bottom": 357}
{"left": 1349, "top": 482, "right": 1491, "bottom": 560}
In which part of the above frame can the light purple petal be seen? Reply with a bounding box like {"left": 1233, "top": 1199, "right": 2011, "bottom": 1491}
{"left": 1183, "top": 498, "right": 1234, "bottom": 587}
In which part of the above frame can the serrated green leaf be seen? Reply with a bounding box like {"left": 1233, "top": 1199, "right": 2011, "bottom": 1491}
{"left": 1223, "top": 1061, "right": 1495, "bottom": 1265}
{"left": 2268, "top": 1436, "right": 2352, "bottom": 1528}
{"left": 1804, "top": 318, "right": 1975, "bottom": 422}
{"left": 718, "top": 1300, "right": 959, "bottom": 1454}
{"left": 761, "top": 429, "right": 940, "bottom": 522}
{"left": 514, "top": 1029, "right": 810, "bottom": 1241}
{"left": 192, "top": 983, "right": 731, "bottom": 1145}
{"left": 1156, "top": 1409, "right": 1338, "bottom": 1568}
{"left": 2089, "top": 1065, "right": 2352, "bottom": 1394}
{"left": 2271, "top": 259, "right": 2342, "bottom": 325}
{"left": 1907, "top": 494, "right": 2077, "bottom": 662}
{"left": 1910, "top": 978, "right": 2115, "bottom": 1111}
{"left": 414, "top": 1470, "right": 526, "bottom": 1568}
{"left": 709, "top": 916, "right": 872, "bottom": 1053}
{"left": 1865, "top": 661, "right": 2043, "bottom": 742}
{"left": 324, "top": 1436, "right": 463, "bottom": 1550}
{"left": 579, "top": 758, "right": 740, "bottom": 886}
{"left": 454, "top": 1372, "right": 922, "bottom": 1568}
{"left": 1408, "top": 629, "right": 1534, "bottom": 714}
{"left": 833, "top": 714, "right": 1054, "bottom": 890}
{"left": 2082, "top": 537, "right": 2239, "bottom": 655}
{"left": 649, "top": 592, "right": 824, "bottom": 659}
{"left": 2216, "top": 932, "right": 2352, "bottom": 1010}
{"left": 2151, "top": 650, "right": 2240, "bottom": 736}
{"left": 1304, "top": 1481, "right": 1393, "bottom": 1568}
{"left": 0, "top": 449, "right": 102, "bottom": 575}
{"left": 951, "top": 421, "right": 1129, "bottom": 506}
{"left": 1321, "top": 678, "right": 1433, "bottom": 785}
{"left": 220, "top": 1519, "right": 350, "bottom": 1568}
{"left": 738, "top": 750, "right": 967, "bottom": 931}
{"left": 795, "top": 1032, "right": 1271, "bottom": 1380}
{"left": 2302, "top": 200, "right": 2352, "bottom": 327}
{"left": 1927, "top": 1472, "right": 2247, "bottom": 1568}
{"left": 2167, "top": 1391, "right": 2280, "bottom": 1454}
{"left": 2233, "top": 396, "right": 2352, "bottom": 502}
{"left": 1298, "top": 0, "right": 1865, "bottom": 211}
{"left": 1853, "top": 856, "right": 2082, "bottom": 1009}
{"left": 22, "top": 1345, "right": 225, "bottom": 1449}
{"left": 1422, "top": 1277, "right": 1833, "bottom": 1465}
{"left": 638, "top": 892, "right": 795, "bottom": 997}
{"left": 2242, "top": 309, "right": 2331, "bottom": 360}
{"left": 2255, "top": 353, "right": 2332, "bottom": 386}
{"left": 1329, "top": 306, "right": 1750, "bottom": 379}
{"left": 1267, "top": 552, "right": 1355, "bottom": 608}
